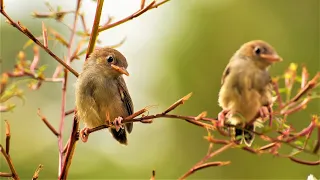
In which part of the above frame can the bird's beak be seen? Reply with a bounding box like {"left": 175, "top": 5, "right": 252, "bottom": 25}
{"left": 260, "top": 54, "right": 283, "bottom": 63}
{"left": 111, "top": 64, "right": 130, "bottom": 76}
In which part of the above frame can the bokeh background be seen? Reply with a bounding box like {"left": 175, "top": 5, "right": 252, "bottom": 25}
{"left": 1, "top": 0, "right": 319, "bottom": 179}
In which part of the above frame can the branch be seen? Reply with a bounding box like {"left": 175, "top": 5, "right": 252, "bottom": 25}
{"left": 0, "top": 144, "right": 19, "bottom": 179}
{"left": 37, "top": 108, "right": 59, "bottom": 137}
{"left": 32, "top": 164, "right": 44, "bottom": 180}
{"left": 4, "top": 120, "right": 11, "bottom": 155}
{"left": 98, "top": 0, "right": 170, "bottom": 32}
{"left": 0, "top": 8, "right": 79, "bottom": 77}
{"left": 81, "top": 93, "right": 216, "bottom": 141}
{"left": 85, "top": 0, "right": 104, "bottom": 59}
{"left": 59, "top": 115, "right": 79, "bottom": 180}
{"left": 178, "top": 143, "right": 234, "bottom": 180}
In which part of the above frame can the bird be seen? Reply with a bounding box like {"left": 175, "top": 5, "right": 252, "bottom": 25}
{"left": 218, "top": 40, "right": 282, "bottom": 146}
{"left": 75, "top": 47, "right": 133, "bottom": 145}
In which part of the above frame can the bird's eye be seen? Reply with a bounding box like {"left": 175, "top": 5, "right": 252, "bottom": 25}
{"left": 107, "top": 56, "right": 114, "bottom": 63}
{"left": 254, "top": 47, "right": 261, "bottom": 55}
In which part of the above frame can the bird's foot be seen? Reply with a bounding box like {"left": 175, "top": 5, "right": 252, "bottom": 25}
{"left": 218, "top": 109, "right": 230, "bottom": 127}
{"left": 113, "top": 116, "right": 125, "bottom": 132}
{"left": 259, "top": 106, "right": 270, "bottom": 119}
{"left": 259, "top": 105, "right": 273, "bottom": 127}
{"left": 80, "top": 127, "right": 90, "bottom": 143}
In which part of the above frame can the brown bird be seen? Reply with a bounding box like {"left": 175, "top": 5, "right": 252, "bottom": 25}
{"left": 218, "top": 40, "right": 282, "bottom": 146}
{"left": 75, "top": 47, "right": 133, "bottom": 145}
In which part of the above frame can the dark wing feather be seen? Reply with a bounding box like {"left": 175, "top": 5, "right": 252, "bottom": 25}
{"left": 117, "top": 76, "right": 134, "bottom": 133}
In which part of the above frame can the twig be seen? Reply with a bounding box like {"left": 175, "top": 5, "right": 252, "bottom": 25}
{"left": 98, "top": 0, "right": 170, "bottom": 32}
{"left": 80, "top": 13, "right": 89, "bottom": 34}
{"left": 5, "top": 120, "right": 10, "bottom": 155}
{"left": 150, "top": 170, "right": 155, "bottom": 180}
{"left": 59, "top": 115, "right": 79, "bottom": 180}
{"left": 179, "top": 143, "right": 234, "bottom": 180}
{"left": 85, "top": 0, "right": 104, "bottom": 59}
{"left": 0, "top": 172, "right": 12, "bottom": 177}
{"left": 162, "top": 92, "right": 192, "bottom": 114}
{"left": 141, "top": 0, "right": 146, "bottom": 9}
{"left": 83, "top": 93, "right": 215, "bottom": 139}
{"left": 37, "top": 108, "right": 59, "bottom": 137}
{"left": 0, "top": 9, "right": 79, "bottom": 77}
{"left": 65, "top": 109, "right": 75, "bottom": 116}
{"left": 58, "top": 0, "right": 82, "bottom": 176}
{"left": 313, "top": 124, "right": 320, "bottom": 154}
{"left": 0, "top": 144, "right": 19, "bottom": 179}
{"left": 41, "top": 22, "right": 48, "bottom": 48}
{"left": 291, "top": 72, "right": 320, "bottom": 102}
{"left": 32, "top": 164, "right": 44, "bottom": 180}
{"left": 289, "top": 156, "right": 320, "bottom": 165}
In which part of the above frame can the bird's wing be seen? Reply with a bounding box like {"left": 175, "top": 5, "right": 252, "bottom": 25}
{"left": 116, "top": 76, "right": 134, "bottom": 133}
{"left": 260, "top": 74, "right": 273, "bottom": 106}
{"left": 221, "top": 64, "right": 231, "bottom": 86}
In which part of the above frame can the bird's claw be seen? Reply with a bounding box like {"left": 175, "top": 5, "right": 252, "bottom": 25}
{"left": 113, "top": 116, "right": 124, "bottom": 132}
{"left": 259, "top": 106, "right": 270, "bottom": 119}
{"left": 218, "top": 109, "right": 229, "bottom": 127}
{"left": 259, "top": 105, "right": 273, "bottom": 127}
{"left": 80, "top": 127, "right": 89, "bottom": 143}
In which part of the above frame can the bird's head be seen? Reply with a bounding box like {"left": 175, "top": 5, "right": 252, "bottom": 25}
{"left": 85, "top": 47, "right": 129, "bottom": 77}
{"left": 237, "top": 40, "right": 283, "bottom": 69}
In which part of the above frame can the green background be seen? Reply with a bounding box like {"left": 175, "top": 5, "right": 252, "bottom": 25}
{"left": 1, "top": 0, "right": 319, "bottom": 179}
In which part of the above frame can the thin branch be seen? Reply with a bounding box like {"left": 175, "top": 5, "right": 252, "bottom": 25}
{"left": 32, "top": 164, "right": 44, "bottom": 180}
{"left": 179, "top": 143, "right": 234, "bottom": 180}
{"left": 59, "top": 115, "right": 79, "bottom": 180}
{"left": 82, "top": 93, "right": 215, "bottom": 140}
{"left": 37, "top": 108, "right": 59, "bottom": 137}
{"left": 58, "top": 0, "right": 82, "bottom": 176}
{"left": 85, "top": 0, "right": 104, "bottom": 59}
{"left": 150, "top": 170, "right": 155, "bottom": 180}
{"left": 5, "top": 120, "right": 10, "bottom": 155}
{"left": 0, "top": 9, "right": 79, "bottom": 77}
{"left": 141, "top": 0, "right": 146, "bottom": 9}
{"left": 41, "top": 22, "right": 48, "bottom": 48}
{"left": 163, "top": 92, "right": 192, "bottom": 114}
{"left": 0, "top": 172, "right": 12, "bottom": 177}
{"left": 291, "top": 72, "right": 320, "bottom": 102}
{"left": 98, "top": 0, "right": 170, "bottom": 32}
{"left": 289, "top": 156, "right": 320, "bottom": 165}
{"left": 0, "top": 145, "right": 19, "bottom": 179}
{"left": 65, "top": 109, "right": 75, "bottom": 116}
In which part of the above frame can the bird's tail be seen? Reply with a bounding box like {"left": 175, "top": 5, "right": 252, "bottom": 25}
{"left": 235, "top": 124, "right": 255, "bottom": 147}
{"left": 109, "top": 128, "right": 128, "bottom": 145}
{"left": 226, "top": 113, "right": 258, "bottom": 147}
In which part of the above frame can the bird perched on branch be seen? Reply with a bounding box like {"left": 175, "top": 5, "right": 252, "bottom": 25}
{"left": 75, "top": 47, "right": 133, "bottom": 145}
{"left": 218, "top": 40, "right": 282, "bottom": 146}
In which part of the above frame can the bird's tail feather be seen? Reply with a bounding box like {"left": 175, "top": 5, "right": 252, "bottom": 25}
{"left": 233, "top": 124, "right": 255, "bottom": 147}
{"left": 110, "top": 128, "right": 128, "bottom": 145}
{"left": 242, "top": 124, "right": 255, "bottom": 147}
{"left": 227, "top": 114, "right": 260, "bottom": 147}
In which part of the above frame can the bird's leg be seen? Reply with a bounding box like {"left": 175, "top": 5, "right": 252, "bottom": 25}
{"left": 80, "top": 127, "right": 90, "bottom": 143}
{"left": 218, "top": 109, "right": 230, "bottom": 127}
{"left": 113, "top": 116, "right": 125, "bottom": 132}
{"left": 259, "top": 105, "right": 273, "bottom": 127}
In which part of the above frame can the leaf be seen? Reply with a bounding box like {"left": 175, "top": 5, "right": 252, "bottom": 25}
{"left": 23, "top": 39, "right": 35, "bottom": 49}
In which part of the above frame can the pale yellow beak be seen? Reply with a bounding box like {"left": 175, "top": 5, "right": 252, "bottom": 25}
{"left": 260, "top": 54, "right": 283, "bottom": 63}
{"left": 111, "top": 64, "right": 129, "bottom": 76}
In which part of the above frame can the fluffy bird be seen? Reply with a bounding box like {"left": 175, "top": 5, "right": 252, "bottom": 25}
{"left": 75, "top": 47, "right": 133, "bottom": 145}
{"left": 218, "top": 40, "right": 282, "bottom": 146}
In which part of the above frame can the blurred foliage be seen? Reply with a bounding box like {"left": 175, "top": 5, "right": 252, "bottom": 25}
{"left": 1, "top": 0, "right": 319, "bottom": 179}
